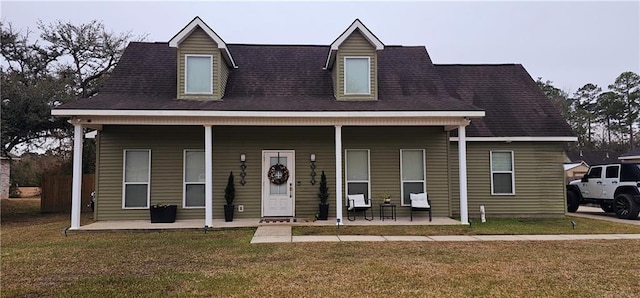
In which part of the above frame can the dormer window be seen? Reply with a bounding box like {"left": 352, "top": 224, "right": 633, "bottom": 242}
{"left": 185, "top": 55, "right": 213, "bottom": 94}
{"left": 344, "top": 57, "right": 370, "bottom": 95}
{"left": 325, "top": 19, "right": 384, "bottom": 100}
{"left": 169, "top": 17, "right": 236, "bottom": 100}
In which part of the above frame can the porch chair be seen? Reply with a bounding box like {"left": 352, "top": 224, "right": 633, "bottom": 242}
{"left": 347, "top": 194, "right": 373, "bottom": 221}
{"left": 410, "top": 192, "right": 432, "bottom": 222}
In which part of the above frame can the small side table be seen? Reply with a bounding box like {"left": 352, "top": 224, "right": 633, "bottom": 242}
{"left": 379, "top": 204, "right": 396, "bottom": 221}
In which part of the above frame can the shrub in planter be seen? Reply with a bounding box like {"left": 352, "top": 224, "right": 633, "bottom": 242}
{"left": 317, "top": 171, "right": 329, "bottom": 220}
{"left": 224, "top": 171, "right": 235, "bottom": 222}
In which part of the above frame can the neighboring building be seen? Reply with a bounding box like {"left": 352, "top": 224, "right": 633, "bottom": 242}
{"left": 564, "top": 162, "right": 589, "bottom": 182}
{"left": 52, "top": 17, "right": 576, "bottom": 229}
{"left": 565, "top": 150, "right": 620, "bottom": 166}
{"left": 619, "top": 148, "right": 640, "bottom": 163}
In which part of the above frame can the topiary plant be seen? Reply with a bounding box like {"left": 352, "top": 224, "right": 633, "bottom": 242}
{"left": 224, "top": 171, "right": 235, "bottom": 206}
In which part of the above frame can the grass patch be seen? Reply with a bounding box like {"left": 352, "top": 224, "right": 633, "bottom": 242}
{"left": 2, "top": 199, "right": 640, "bottom": 297}
{"left": 293, "top": 217, "right": 640, "bottom": 236}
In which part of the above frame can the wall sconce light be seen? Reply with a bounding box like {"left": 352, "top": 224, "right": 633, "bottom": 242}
{"left": 240, "top": 153, "right": 247, "bottom": 185}
{"left": 310, "top": 153, "right": 317, "bottom": 185}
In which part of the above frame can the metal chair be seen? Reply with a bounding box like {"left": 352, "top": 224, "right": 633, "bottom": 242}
{"left": 410, "top": 193, "right": 432, "bottom": 221}
{"left": 347, "top": 194, "right": 373, "bottom": 221}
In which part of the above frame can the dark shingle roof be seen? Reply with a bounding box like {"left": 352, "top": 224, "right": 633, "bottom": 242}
{"left": 59, "top": 42, "right": 480, "bottom": 112}
{"left": 566, "top": 151, "right": 621, "bottom": 165}
{"left": 435, "top": 64, "right": 575, "bottom": 137}
{"left": 56, "top": 42, "right": 575, "bottom": 138}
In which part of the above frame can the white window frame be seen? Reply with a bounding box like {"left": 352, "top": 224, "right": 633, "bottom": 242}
{"left": 183, "top": 149, "right": 205, "bottom": 209}
{"left": 345, "top": 149, "right": 371, "bottom": 206}
{"left": 184, "top": 54, "right": 213, "bottom": 95}
{"left": 400, "top": 149, "right": 427, "bottom": 207}
{"left": 343, "top": 56, "right": 371, "bottom": 95}
{"left": 122, "top": 149, "right": 151, "bottom": 209}
{"left": 490, "top": 150, "right": 515, "bottom": 195}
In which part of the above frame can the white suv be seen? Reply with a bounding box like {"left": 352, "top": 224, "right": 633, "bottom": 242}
{"left": 567, "top": 163, "right": 640, "bottom": 219}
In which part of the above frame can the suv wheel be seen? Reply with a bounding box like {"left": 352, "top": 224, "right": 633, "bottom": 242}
{"left": 614, "top": 193, "right": 640, "bottom": 219}
{"left": 567, "top": 191, "right": 579, "bottom": 213}
{"left": 600, "top": 203, "right": 614, "bottom": 213}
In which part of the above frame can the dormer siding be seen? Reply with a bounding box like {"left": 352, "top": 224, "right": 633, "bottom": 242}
{"left": 336, "top": 30, "right": 377, "bottom": 100}
{"left": 177, "top": 27, "right": 227, "bottom": 100}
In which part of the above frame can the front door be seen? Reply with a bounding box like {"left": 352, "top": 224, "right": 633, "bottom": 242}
{"left": 262, "top": 151, "right": 295, "bottom": 217}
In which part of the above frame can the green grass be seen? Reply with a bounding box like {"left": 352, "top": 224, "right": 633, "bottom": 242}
{"left": 2, "top": 198, "right": 640, "bottom": 297}
{"left": 293, "top": 217, "right": 640, "bottom": 236}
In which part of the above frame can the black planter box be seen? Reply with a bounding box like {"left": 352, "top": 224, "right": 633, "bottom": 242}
{"left": 318, "top": 204, "right": 329, "bottom": 220}
{"left": 150, "top": 205, "right": 177, "bottom": 223}
{"left": 224, "top": 205, "right": 234, "bottom": 222}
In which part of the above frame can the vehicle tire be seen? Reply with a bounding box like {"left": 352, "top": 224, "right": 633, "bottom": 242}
{"left": 614, "top": 193, "right": 640, "bottom": 219}
{"left": 567, "top": 191, "right": 579, "bottom": 213}
{"left": 600, "top": 202, "right": 614, "bottom": 213}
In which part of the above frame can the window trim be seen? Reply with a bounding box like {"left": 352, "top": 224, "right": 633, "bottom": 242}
{"left": 345, "top": 149, "right": 371, "bottom": 206}
{"left": 122, "top": 149, "right": 151, "bottom": 209}
{"left": 183, "top": 149, "right": 205, "bottom": 209}
{"left": 400, "top": 149, "right": 427, "bottom": 207}
{"left": 490, "top": 150, "right": 515, "bottom": 196}
{"left": 343, "top": 56, "right": 371, "bottom": 95}
{"left": 184, "top": 54, "right": 213, "bottom": 95}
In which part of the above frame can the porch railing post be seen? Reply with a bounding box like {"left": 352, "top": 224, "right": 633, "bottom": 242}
{"left": 70, "top": 123, "right": 83, "bottom": 230}
{"left": 458, "top": 124, "right": 469, "bottom": 225}
{"left": 204, "top": 125, "right": 213, "bottom": 227}
{"left": 335, "top": 125, "right": 343, "bottom": 225}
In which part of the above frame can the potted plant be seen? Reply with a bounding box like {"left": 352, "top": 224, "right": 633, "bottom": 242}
{"left": 150, "top": 203, "right": 177, "bottom": 223}
{"left": 381, "top": 193, "right": 391, "bottom": 204}
{"left": 224, "top": 171, "right": 235, "bottom": 222}
{"left": 317, "top": 171, "right": 330, "bottom": 220}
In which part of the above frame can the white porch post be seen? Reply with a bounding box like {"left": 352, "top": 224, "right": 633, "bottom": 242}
{"left": 204, "top": 125, "right": 213, "bottom": 227}
{"left": 458, "top": 124, "right": 469, "bottom": 225}
{"left": 334, "top": 125, "right": 343, "bottom": 225}
{"left": 70, "top": 124, "right": 83, "bottom": 230}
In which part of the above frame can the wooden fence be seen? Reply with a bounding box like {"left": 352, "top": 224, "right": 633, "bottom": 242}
{"left": 41, "top": 174, "right": 95, "bottom": 213}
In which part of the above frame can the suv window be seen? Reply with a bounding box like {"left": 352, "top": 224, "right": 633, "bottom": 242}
{"left": 605, "top": 166, "right": 619, "bottom": 178}
{"left": 586, "top": 166, "right": 603, "bottom": 179}
{"left": 620, "top": 164, "right": 640, "bottom": 181}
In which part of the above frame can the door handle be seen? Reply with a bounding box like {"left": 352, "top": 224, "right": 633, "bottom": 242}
{"left": 289, "top": 183, "right": 292, "bottom": 198}
{"left": 612, "top": 181, "right": 618, "bottom": 184}
{"left": 596, "top": 181, "right": 602, "bottom": 184}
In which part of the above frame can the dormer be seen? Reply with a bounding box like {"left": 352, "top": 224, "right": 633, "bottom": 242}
{"left": 169, "top": 17, "right": 237, "bottom": 100}
{"left": 325, "top": 19, "right": 384, "bottom": 101}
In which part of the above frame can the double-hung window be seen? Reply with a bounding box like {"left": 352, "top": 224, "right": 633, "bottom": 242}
{"left": 185, "top": 55, "right": 213, "bottom": 94}
{"left": 345, "top": 149, "right": 370, "bottom": 205}
{"left": 344, "top": 57, "right": 370, "bottom": 95}
{"left": 490, "top": 151, "right": 515, "bottom": 195}
{"left": 184, "top": 150, "right": 205, "bottom": 208}
{"left": 123, "top": 149, "right": 151, "bottom": 208}
{"left": 401, "top": 149, "right": 426, "bottom": 206}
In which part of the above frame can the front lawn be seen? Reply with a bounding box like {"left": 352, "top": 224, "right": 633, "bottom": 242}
{"left": 293, "top": 217, "right": 640, "bottom": 236}
{"left": 2, "top": 199, "right": 639, "bottom": 297}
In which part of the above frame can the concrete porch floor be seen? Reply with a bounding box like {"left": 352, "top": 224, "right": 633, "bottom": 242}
{"left": 76, "top": 216, "right": 459, "bottom": 231}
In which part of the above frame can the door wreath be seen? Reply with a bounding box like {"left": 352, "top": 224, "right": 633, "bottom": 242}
{"left": 268, "top": 163, "right": 289, "bottom": 185}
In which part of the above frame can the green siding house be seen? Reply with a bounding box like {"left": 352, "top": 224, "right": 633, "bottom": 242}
{"left": 52, "top": 17, "right": 575, "bottom": 229}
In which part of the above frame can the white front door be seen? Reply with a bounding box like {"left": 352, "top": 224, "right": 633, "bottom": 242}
{"left": 262, "top": 151, "right": 295, "bottom": 217}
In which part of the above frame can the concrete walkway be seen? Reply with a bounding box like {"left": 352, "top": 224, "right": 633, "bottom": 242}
{"left": 250, "top": 226, "right": 640, "bottom": 243}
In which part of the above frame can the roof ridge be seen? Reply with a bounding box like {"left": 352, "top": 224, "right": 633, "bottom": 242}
{"left": 435, "top": 63, "right": 521, "bottom": 66}
{"left": 227, "top": 43, "right": 329, "bottom": 47}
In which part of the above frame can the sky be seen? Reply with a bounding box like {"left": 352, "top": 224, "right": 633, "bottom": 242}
{"left": 1, "top": 0, "right": 639, "bottom": 94}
